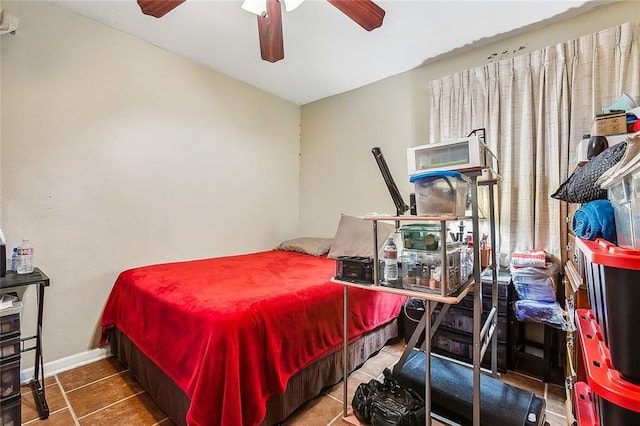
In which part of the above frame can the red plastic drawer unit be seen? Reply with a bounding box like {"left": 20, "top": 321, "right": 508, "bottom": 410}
{"left": 574, "top": 382, "right": 599, "bottom": 426}
{"left": 576, "top": 308, "right": 640, "bottom": 425}
{"left": 575, "top": 238, "right": 640, "bottom": 383}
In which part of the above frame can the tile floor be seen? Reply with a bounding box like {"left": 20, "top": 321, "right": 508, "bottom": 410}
{"left": 20, "top": 340, "right": 568, "bottom": 426}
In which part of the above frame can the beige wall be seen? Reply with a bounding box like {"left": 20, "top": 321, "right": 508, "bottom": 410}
{"left": 299, "top": 0, "right": 640, "bottom": 237}
{"left": 2, "top": 0, "right": 639, "bottom": 372}
{"left": 1, "top": 1, "right": 300, "bottom": 366}
{"left": 0, "top": 0, "right": 4, "bottom": 224}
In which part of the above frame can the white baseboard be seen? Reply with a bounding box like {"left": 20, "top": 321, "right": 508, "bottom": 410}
{"left": 20, "top": 346, "right": 111, "bottom": 384}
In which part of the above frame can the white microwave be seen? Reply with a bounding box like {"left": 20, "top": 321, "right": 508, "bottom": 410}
{"left": 407, "top": 136, "right": 496, "bottom": 175}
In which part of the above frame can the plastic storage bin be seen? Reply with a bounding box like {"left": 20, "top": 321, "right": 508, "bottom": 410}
{"left": 576, "top": 309, "right": 640, "bottom": 425}
{"left": 400, "top": 223, "right": 441, "bottom": 251}
{"left": 601, "top": 160, "right": 640, "bottom": 249}
{"left": 409, "top": 171, "right": 470, "bottom": 216}
{"left": 0, "top": 394, "right": 21, "bottom": 426}
{"left": 0, "top": 356, "right": 20, "bottom": 400}
{"left": 401, "top": 244, "right": 467, "bottom": 295}
{"left": 431, "top": 328, "right": 507, "bottom": 371}
{"left": 406, "top": 135, "right": 490, "bottom": 175}
{"left": 0, "top": 313, "right": 20, "bottom": 338}
{"left": 576, "top": 237, "right": 640, "bottom": 383}
{"left": 0, "top": 336, "right": 20, "bottom": 359}
{"left": 574, "top": 382, "right": 599, "bottom": 426}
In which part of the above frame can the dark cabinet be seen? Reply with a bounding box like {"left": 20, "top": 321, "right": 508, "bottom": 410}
{"left": 402, "top": 269, "right": 517, "bottom": 372}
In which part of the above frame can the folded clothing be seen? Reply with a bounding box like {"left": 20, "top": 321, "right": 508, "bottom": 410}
{"left": 510, "top": 250, "right": 548, "bottom": 268}
{"left": 572, "top": 199, "right": 617, "bottom": 243}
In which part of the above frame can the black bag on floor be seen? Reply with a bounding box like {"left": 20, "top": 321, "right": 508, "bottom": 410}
{"left": 352, "top": 369, "right": 425, "bottom": 426}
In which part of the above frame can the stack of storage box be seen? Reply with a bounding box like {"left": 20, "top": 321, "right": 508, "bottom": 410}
{"left": 400, "top": 269, "right": 517, "bottom": 372}
{"left": 433, "top": 269, "right": 516, "bottom": 372}
{"left": 0, "top": 299, "right": 22, "bottom": 426}
{"left": 574, "top": 238, "right": 640, "bottom": 425}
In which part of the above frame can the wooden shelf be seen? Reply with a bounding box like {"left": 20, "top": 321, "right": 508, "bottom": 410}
{"left": 330, "top": 278, "right": 473, "bottom": 305}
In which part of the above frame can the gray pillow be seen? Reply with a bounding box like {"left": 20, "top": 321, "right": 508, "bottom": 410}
{"left": 327, "top": 214, "right": 395, "bottom": 259}
{"left": 551, "top": 141, "right": 627, "bottom": 203}
{"left": 275, "top": 237, "right": 333, "bottom": 256}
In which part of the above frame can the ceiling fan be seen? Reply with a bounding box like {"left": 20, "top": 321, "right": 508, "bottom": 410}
{"left": 136, "top": 0, "right": 385, "bottom": 63}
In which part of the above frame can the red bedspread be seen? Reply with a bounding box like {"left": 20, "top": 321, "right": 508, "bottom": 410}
{"left": 100, "top": 250, "right": 406, "bottom": 426}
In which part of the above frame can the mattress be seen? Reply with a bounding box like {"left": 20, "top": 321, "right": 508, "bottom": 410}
{"left": 101, "top": 250, "right": 406, "bottom": 425}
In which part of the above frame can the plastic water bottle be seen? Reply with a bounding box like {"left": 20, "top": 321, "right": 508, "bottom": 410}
{"left": 383, "top": 238, "right": 398, "bottom": 283}
{"left": 10, "top": 248, "right": 18, "bottom": 272}
{"left": 17, "top": 239, "right": 34, "bottom": 274}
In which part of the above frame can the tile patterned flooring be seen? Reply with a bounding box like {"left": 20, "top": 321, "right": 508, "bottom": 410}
{"left": 20, "top": 340, "right": 568, "bottom": 425}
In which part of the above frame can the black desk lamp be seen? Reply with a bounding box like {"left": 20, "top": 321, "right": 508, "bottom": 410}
{"left": 372, "top": 147, "right": 409, "bottom": 229}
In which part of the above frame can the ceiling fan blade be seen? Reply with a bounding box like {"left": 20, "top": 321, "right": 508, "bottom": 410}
{"left": 257, "top": 0, "right": 284, "bottom": 63}
{"left": 137, "top": 0, "right": 186, "bottom": 18}
{"left": 327, "top": 0, "right": 385, "bottom": 31}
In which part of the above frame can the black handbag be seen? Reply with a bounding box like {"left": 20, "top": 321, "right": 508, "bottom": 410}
{"left": 352, "top": 369, "right": 425, "bottom": 426}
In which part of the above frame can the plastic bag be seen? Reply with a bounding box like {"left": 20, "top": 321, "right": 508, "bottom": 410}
{"left": 511, "top": 263, "right": 560, "bottom": 302}
{"left": 513, "top": 300, "right": 569, "bottom": 330}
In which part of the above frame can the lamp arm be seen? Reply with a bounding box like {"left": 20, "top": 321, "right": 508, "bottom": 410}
{"left": 371, "top": 147, "right": 409, "bottom": 226}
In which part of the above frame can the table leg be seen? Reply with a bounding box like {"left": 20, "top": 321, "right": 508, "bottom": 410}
{"left": 33, "top": 282, "right": 49, "bottom": 419}
{"left": 343, "top": 285, "right": 349, "bottom": 418}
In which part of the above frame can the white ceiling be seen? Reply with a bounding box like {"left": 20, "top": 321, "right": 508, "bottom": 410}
{"left": 45, "top": 0, "right": 600, "bottom": 104}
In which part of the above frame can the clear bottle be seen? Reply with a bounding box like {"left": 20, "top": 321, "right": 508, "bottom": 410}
{"left": 10, "top": 248, "right": 18, "bottom": 272}
{"left": 383, "top": 238, "right": 398, "bottom": 283}
{"left": 17, "top": 239, "right": 34, "bottom": 274}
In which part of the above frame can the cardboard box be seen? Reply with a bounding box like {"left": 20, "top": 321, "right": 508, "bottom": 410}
{"left": 591, "top": 112, "right": 627, "bottom": 136}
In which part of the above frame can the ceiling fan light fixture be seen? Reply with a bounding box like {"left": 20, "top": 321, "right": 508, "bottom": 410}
{"left": 283, "top": 0, "right": 304, "bottom": 12}
{"left": 241, "top": 0, "right": 267, "bottom": 17}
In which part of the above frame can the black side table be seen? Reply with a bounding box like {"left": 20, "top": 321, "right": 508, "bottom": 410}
{"left": 0, "top": 268, "right": 50, "bottom": 419}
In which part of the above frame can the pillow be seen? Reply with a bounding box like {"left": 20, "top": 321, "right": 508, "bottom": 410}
{"left": 275, "top": 237, "right": 333, "bottom": 256}
{"left": 327, "top": 214, "right": 395, "bottom": 259}
{"left": 551, "top": 141, "right": 627, "bottom": 203}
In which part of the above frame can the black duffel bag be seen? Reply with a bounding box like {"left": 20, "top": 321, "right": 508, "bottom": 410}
{"left": 352, "top": 369, "right": 425, "bottom": 426}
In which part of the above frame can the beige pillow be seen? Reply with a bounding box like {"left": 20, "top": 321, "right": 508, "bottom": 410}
{"left": 275, "top": 237, "right": 334, "bottom": 256}
{"left": 327, "top": 214, "right": 395, "bottom": 259}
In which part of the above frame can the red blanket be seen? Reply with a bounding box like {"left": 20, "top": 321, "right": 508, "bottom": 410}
{"left": 100, "top": 250, "right": 406, "bottom": 426}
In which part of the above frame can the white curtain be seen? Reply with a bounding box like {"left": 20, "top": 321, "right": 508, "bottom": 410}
{"left": 429, "top": 22, "right": 640, "bottom": 261}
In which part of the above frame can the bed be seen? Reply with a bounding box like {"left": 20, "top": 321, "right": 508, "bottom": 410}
{"left": 100, "top": 247, "right": 406, "bottom": 426}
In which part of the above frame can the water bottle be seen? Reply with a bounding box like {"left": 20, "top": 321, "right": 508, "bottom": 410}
{"left": 383, "top": 238, "right": 398, "bottom": 283}
{"left": 10, "top": 248, "right": 18, "bottom": 272}
{"left": 17, "top": 239, "right": 34, "bottom": 274}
